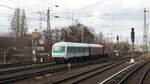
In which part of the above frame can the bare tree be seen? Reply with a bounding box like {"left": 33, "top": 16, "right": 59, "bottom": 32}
{"left": 61, "top": 23, "right": 95, "bottom": 43}
{"left": 10, "top": 8, "right": 28, "bottom": 53}
{"left": 11, "top": 8, "right": 27, "bottom": 38}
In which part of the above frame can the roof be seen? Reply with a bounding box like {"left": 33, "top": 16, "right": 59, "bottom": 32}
{"left": 53, "top": 42, "right": 103, "bottom": 48}
{"left": 53, "top": 42, "right": 89, "bottom": 47}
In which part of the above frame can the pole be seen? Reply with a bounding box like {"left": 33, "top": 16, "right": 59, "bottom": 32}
{"left": 39, "top": 12, "right": 42, "bottom": 31}
{"left": 143, "top": 8, "right": 148, "bottom": 53}
{"left": 47, "top": 7, "right": 51, "bottom": 43}
{"left": 4, "top": 49, "right": 6, "bottom": 64}
{"left": 117, "top": 35, "right": 119, "bottom": 56}
{"left": 32, "top": 32, "right": 34, "bottom": 62}
{"left": 47, "top": 8, "right": 50, "bottom": 31}
{"left": 132, "top": 42, "right": 134, "bottom": 59}
{"left": 147, "top": 24, "right": 149, "bottom": 52}
{"left": 32, "top": 29, "right": 38, "bottom": 62}
{"left": 35, "top": 39, "right": 37, "bottom": 62}
{"left": 117, "top": 39, "right": 119, "bottom": 51}
{"left": 82, "top": 28, "right": 83, "bottom": 43}
{"left": 71, "top": 11, "right": 73, "bottom": 22}
{"left": 110, "top": 32, "right": 113, "bottom": 43}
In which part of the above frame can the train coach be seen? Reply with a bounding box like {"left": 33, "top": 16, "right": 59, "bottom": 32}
{"left": 52, "top": 42, "right": 104, "bottom": 63}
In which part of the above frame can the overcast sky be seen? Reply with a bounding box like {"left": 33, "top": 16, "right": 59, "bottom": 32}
{"left": 0, "top": 0, "right": 150, "bottom": 45}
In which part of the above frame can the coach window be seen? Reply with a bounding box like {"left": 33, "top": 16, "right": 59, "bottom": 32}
{"left": 86, "top": 48, "right": 88, "bottom": 52}
{"left": 70, "top": 47, "right": 72, "bottom": 52}
{"left": 75, "top": 47, "right": 77, "bottom": 52}
{"left": 79, "top": 48, "right": 81, "bottom": 52}
{"left": 53, "top": 46, "right": 65, "bottom": 51}
{"left": 76, "top": 47, "right": 78, "bottom": 52}
{"left": 76, "top": 47, "right": 77, "bottom": 52}
{"left": 81, "top": 47, "right": 84, "bottom": 52}
{"left": 72, "top": 47, "right": 75, "bottom": 52}
{"left": 82, "top": 48, "right": 84, "bottom": 52}
{"left": 72, "top": 47, "right": 74, "bottom": 52}
{"left": 78, "top": 47, "right": 81, "bottom": 52}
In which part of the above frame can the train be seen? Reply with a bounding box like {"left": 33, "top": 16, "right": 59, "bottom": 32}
{"left": 52, "top": 42, "right": 106, "bottom": 63}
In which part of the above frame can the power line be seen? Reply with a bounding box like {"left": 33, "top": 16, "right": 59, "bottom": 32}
{"left": 73, "top": 0, "right": 106, "bottom": 12}
{"left": 1, "top": 0, "right": 17, "bottom": 4}
{"left": 0, "top": 3, "right": 14, "bottom": 9}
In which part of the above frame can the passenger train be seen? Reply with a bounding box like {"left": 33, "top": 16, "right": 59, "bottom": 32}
{"left": 52, "top": 42, "right": 105, "bottom": 63}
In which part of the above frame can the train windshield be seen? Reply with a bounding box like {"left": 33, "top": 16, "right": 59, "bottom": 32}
{"left": 53, "top": 46, "right": 65, "bottom": 51}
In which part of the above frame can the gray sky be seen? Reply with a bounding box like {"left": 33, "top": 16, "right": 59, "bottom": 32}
{"left": 0, "top": 0, "right": 150, "bottom": 45}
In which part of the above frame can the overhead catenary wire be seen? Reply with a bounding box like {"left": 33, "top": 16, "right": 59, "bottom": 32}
{"left": 73, "top": 0, "right": 107, "bottom": 12}
{"left": 0, "top": 3, "right": 15, "bottom": 9}
{"left": 0, "top": 0, "right": 109, "bottom": 32}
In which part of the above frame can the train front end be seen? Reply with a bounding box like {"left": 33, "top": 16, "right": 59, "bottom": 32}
{"left": 52, "top": 42, "right": 67, "bottom": 63}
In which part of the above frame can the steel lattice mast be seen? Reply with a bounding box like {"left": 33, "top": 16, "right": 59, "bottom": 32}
{"left": 143, "top": 8, "right": 148, "bottom": 52}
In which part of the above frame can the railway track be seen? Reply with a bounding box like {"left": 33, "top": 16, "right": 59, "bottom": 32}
{"left": 0, "top": 57, "right": 107, "bottom": 77}
{"left": 0, "top": 63, "right": 68, "bottom": 84}
{"left": 100, "top": 59, "right": 150, "bottom": 84}
{"left": 0, "top": 62, "right": 57, "bottom": 75}
{"left": 52, "top": 60, "right": 128, "bottom": 84}
{"left": 0, "top": 56, "right": 130, "bottom": 84}
{"left": 0, "top": 54, "right": 139, "bottom": 84}
{"left": 0, "top": 60, "right": 55, "bottom": 74}
{"left": 0, "top": 53, "right": 137, "bottom": 73}
{"left": 0, "top": 60, "right": 53, "bottom": 68}
{"left": 117, "top": 61, "right": 148, "bottom": 84}
{"left": 0, "top": 57, "right": 103, "bottom": 84}
{"left": 0, "top": 54, "right": 130, "bottom": 76}
{"left": 139, "top": 66, "right": 150, "bottom": 84}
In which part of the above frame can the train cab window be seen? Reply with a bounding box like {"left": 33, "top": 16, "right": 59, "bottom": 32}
{"left": 53, "top": 46, "right": 65, "bottom": 51}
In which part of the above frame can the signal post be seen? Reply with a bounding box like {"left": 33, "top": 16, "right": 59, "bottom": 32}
{"left": 32, "top": 29, "right": 39, "bottom": 62}
{"left": 131, "top": 28, "right": 135, "bottom": 63}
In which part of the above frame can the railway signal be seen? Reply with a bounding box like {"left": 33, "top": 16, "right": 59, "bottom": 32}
{"left": 131, "top": 28, "right": 135, "bottom": 43}
{"left": 130, "top": 28, "right": 135, "bottom": 63}
{"left": 32, "top": 29, "right": 39, "bottom": 62}
{"left": 117, "top": 35, "right": 119, "bottom": 40}
{"left": 116, "top": 35, "right": 119, "bottom": 56}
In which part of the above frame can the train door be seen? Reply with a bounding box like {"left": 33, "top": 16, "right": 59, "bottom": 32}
{"left": 67, "top": 47, "right": 71, "bottom": 58}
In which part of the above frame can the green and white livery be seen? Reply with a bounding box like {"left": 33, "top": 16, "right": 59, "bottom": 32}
{"left": 52, "top": 42, "right": 104, "bottom": 63}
